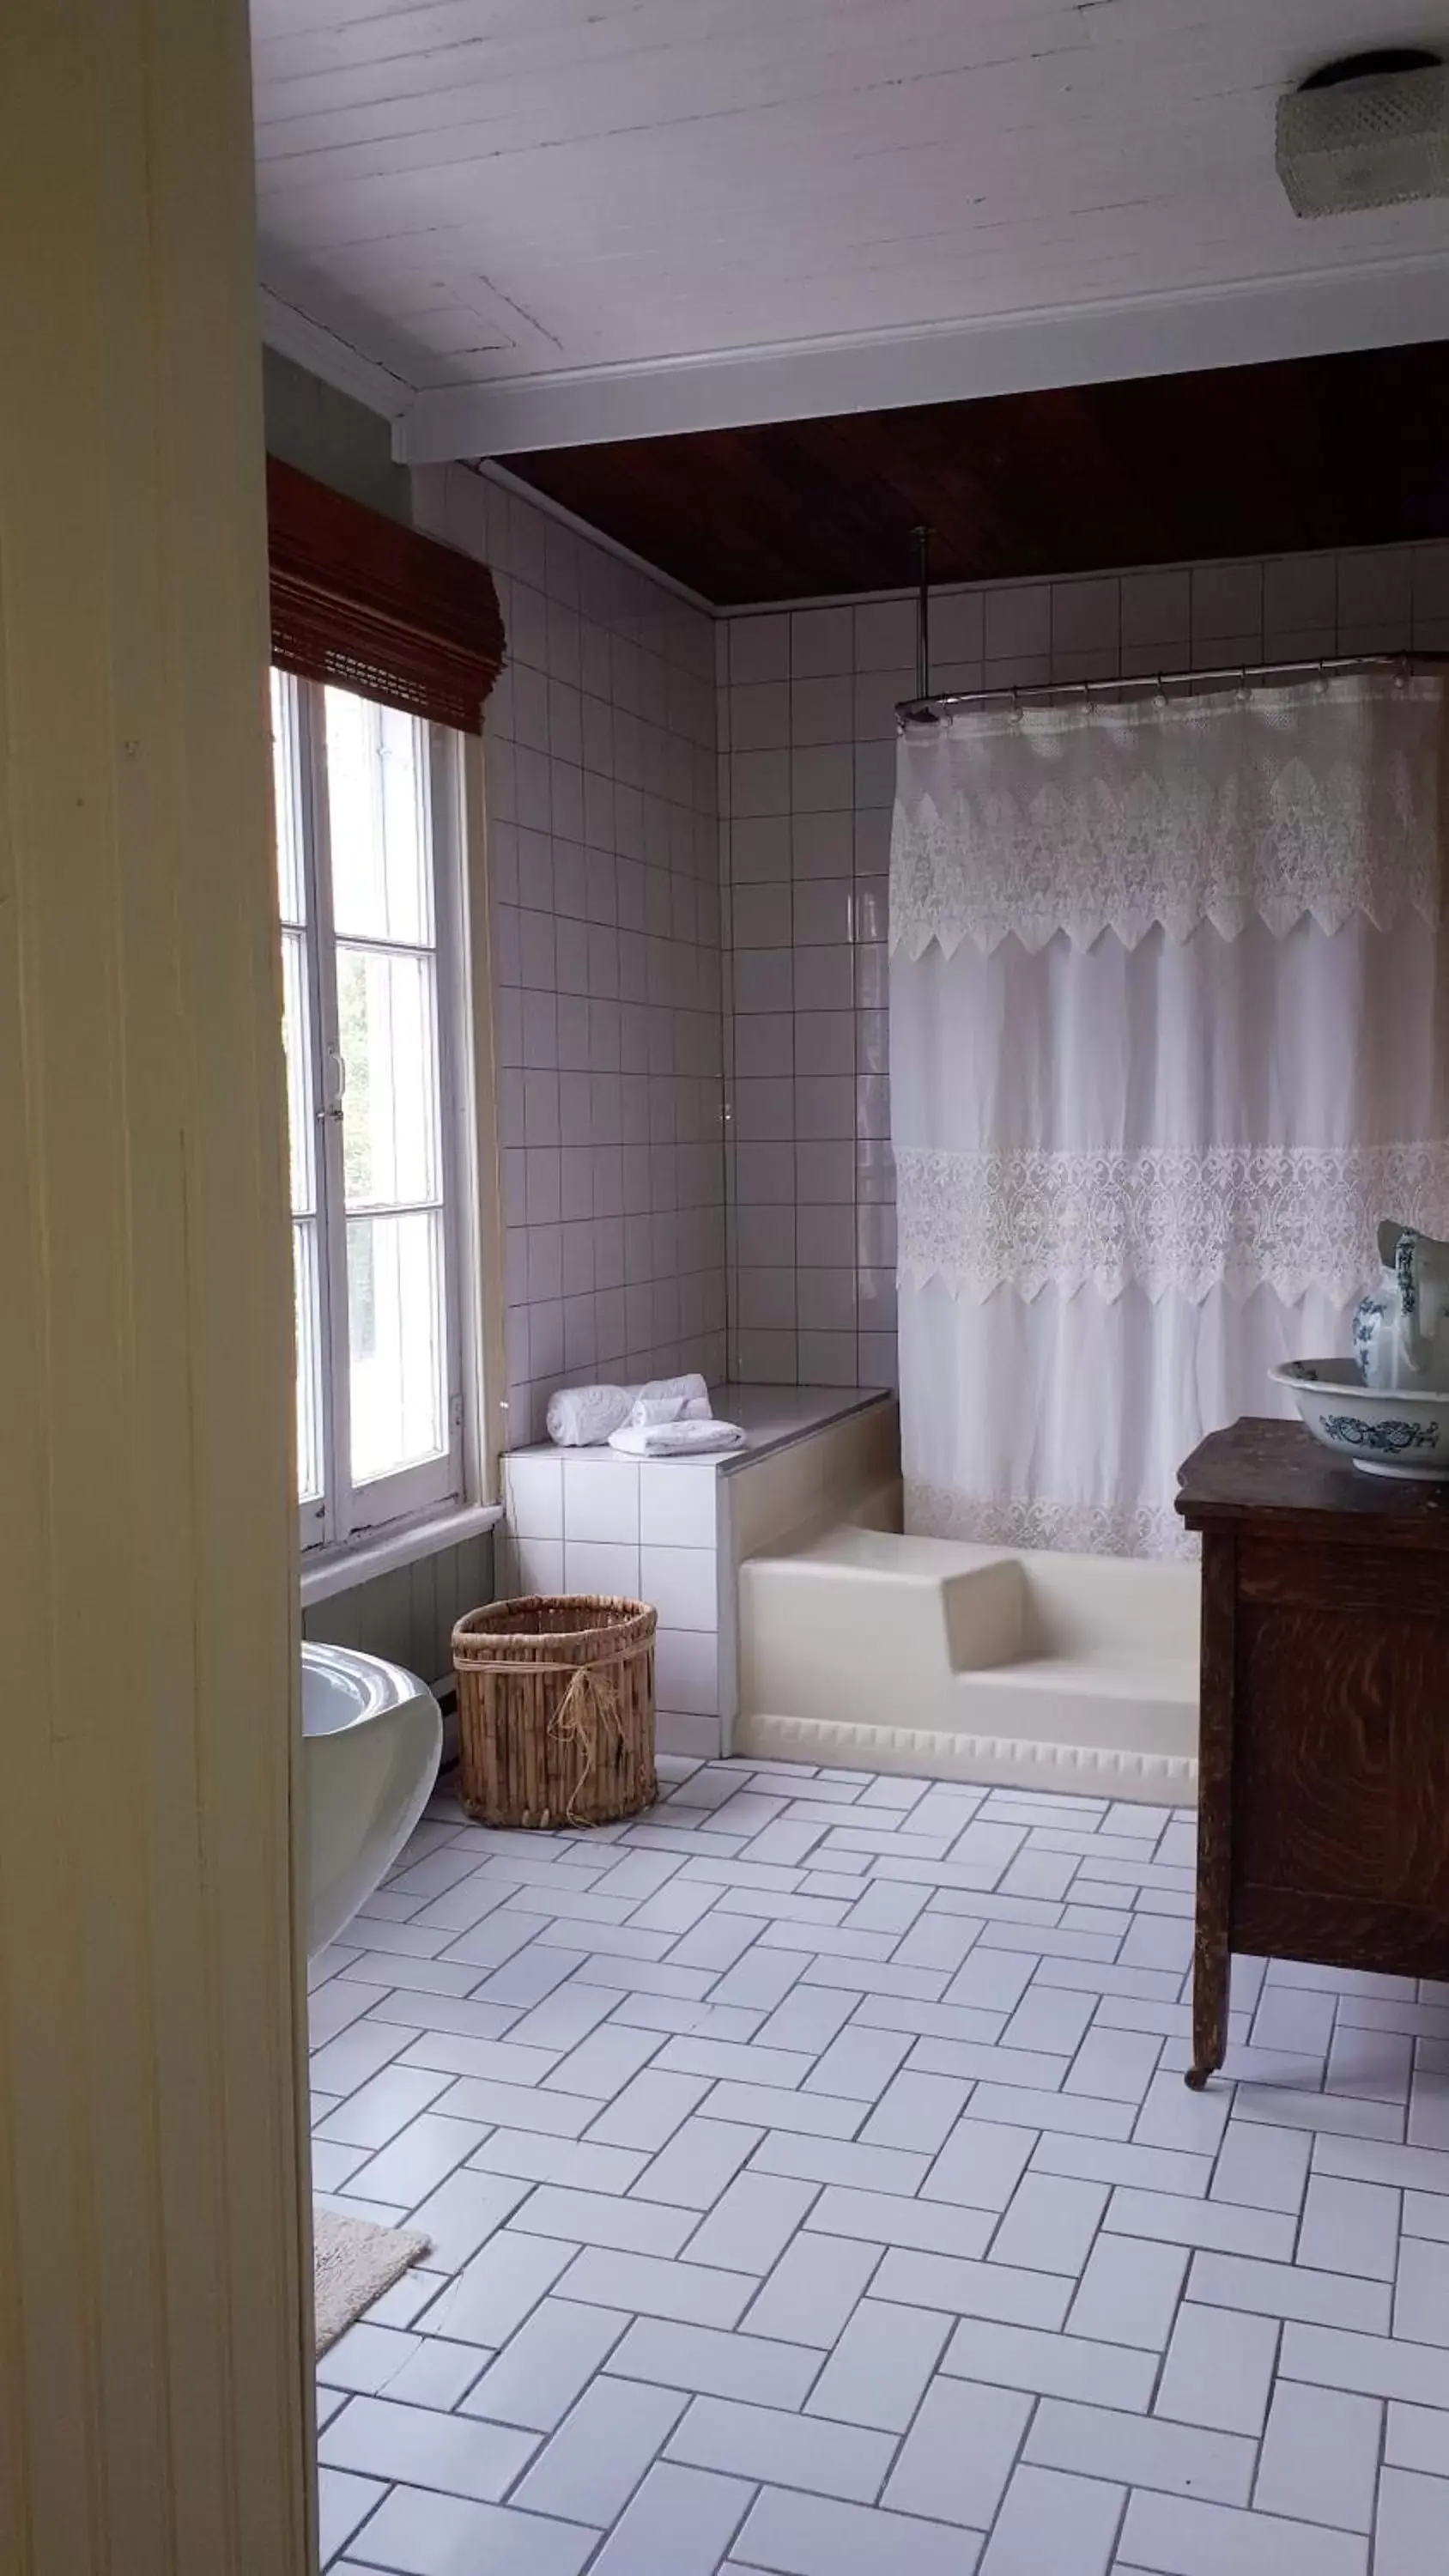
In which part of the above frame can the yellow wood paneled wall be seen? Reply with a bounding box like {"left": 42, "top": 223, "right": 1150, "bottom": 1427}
{"left": 0, "top": 3, "right": 313, "bottom": 2570}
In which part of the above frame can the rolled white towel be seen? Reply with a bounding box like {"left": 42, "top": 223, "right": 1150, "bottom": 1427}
{"left": 547, "top": 1372, "right": 712, "bottom": 1449}
{"left": 637, "top": 1373, "right": 711, "bottom": 1414}
{"left": 627, "top": 1392, "right": 712, "bottom": 1429}
{"left": 628, "top": 1395, "right": 687, "bottom": 1427}
{"left": 545, "top": 1383, "right": 635, "bottom": 1448}
{"left": 609, "top": 1418, "right": 746, "bottom": 1459}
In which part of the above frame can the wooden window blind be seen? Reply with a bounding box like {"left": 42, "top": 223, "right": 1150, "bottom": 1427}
{"left": 267, "top": 457, "right": 505, "bottom": 735}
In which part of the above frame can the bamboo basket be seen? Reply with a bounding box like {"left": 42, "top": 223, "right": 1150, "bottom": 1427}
{"left": 452, "top": 1595, "right": 658, "bottom": 1830}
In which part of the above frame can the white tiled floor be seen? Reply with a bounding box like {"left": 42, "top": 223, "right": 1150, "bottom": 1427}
{"left": 311, "top": 1754, "right": 1449, "bottom": 2575}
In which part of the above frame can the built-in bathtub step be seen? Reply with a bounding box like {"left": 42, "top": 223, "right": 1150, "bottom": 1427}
{"left": 737, "top": 1522, "right": 1199, "bottom": 1804}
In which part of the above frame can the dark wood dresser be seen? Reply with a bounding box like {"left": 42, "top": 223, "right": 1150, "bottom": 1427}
{"left": 1177, "top": 1417, "right": 1449, "bottom": 2088}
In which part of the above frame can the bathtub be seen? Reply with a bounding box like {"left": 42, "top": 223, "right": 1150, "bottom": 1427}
{"left": 302, "top": 1641, "right": 443, "bottom": 1956}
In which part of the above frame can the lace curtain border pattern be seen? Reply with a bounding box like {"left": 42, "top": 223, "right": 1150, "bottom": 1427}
{"left": 890, "top": 674, "right": 1446, "bottom": 960}
{"left": 896, "top": 1140, "right": 1449, "bottom": 1307}
{"left": 906, "top": 1478, "right": 1198, "bottom": 1562}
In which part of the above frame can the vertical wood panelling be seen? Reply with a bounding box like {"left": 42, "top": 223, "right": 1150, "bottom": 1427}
{"left": 498, "top": 353, "right": 1449, "bottom": 606}
{"left": 302, "top": 1532, "right": 495, "bottom": 1687}
{"left": 0, "top": 4, "right": 312, "bottom": 2572}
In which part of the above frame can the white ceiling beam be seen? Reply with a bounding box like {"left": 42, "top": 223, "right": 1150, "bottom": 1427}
{"left": 259, "top": 286, "right": 413, "bottom": 422}
{"left": 393, "top": 252, "right": 1449, "bottom": 461}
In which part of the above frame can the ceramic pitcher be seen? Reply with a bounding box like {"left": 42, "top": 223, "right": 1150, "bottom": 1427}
{"left": 1353, "top": 1221, "right": 1449, "bottom": 1391}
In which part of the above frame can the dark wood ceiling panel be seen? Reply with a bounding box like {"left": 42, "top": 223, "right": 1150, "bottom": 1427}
{"left": 498, "top": 344, "right": 1449, "bottom": 605}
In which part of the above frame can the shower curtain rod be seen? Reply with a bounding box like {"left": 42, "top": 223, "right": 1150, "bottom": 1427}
{"left": 896, "top": 649, "right": 1447, "bottom": 728}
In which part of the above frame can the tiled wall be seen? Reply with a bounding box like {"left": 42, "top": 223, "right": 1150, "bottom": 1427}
{"left": 718, "top": 539, "right": 1449, "bottom": 1388}
{"left": 413, "top": 465, "right": 727, "bottom": 1449}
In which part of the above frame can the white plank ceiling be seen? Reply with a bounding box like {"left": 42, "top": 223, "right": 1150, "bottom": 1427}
{"left": 252, "top": 0, "right": 1449, "bottom": 453}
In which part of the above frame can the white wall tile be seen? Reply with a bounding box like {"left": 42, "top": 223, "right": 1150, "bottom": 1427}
{"left": 640, "top": 1544, "right": 719, "bottom": 1631}
{"left": 854, "top": 598, "right": 918, "bottom": 671}
{"left": 657, "top": 1709, "right": 725, "bottom": 1759}
{"left": 640, "top": 1459, "right": 720, "bottom": 1549}
{"left": 656, "top": 1626, "right": 719, "bottom": 1715}
{"left": 731, "top": 613, "right": 790, "bottom": 684}
{"left": 562, "top": 1456, "right": 640, "bottom": 1544}
{"left": 562, "top": 1538, "right": 641, "bottom": 1598}
{"left": 791, "top": 605, "right": 855, "bottom": 677}
{"left": 984, "top": 584, "right": 1051, "bottom": 660}
{"left": 506, "top": 1453, "right": 564, "bottom": 1537}
{"left": 731, "top": 681, "right": 791, "bottom": 750}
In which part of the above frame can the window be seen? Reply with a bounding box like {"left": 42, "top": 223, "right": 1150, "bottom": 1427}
{"left": 272, "top": 669, "right": 466, "bottom": 1548}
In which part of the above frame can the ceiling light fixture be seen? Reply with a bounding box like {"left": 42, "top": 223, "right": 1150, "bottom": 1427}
{"left": 1276, "top": 48, "right": 1449, "bottom": 216}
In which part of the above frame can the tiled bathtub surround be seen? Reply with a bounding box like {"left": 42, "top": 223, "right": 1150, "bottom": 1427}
{"left": 312, "top": 1753, "right": 1449, "bottom": 2574}
{"left": 718, "top": 540, "right": 1449, "bottom": 1388}
{"left": 497, "top": 1388, "right": 895, "bottom": 1759}
{"left": 413, "top": 466, "right": 727, "bottom": 1448}
{"left": 500, "top": 1443, "right": 722, "bottom": 1762}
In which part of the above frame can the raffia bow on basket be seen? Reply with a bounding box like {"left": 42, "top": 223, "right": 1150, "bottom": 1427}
{"left": 476, "top": 1652, "right": 626, "bottom": 1827}
{"left": 452, "top": 1595, "right": 658, "bottom": 1830}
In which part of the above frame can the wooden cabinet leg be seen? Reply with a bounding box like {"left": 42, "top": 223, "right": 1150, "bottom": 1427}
{"left": 1185, "top": 1529, "right": 1234, "bottom": 2090}
{"left": 1187, "top": 1925, "right": 1229, "bottom": 2087}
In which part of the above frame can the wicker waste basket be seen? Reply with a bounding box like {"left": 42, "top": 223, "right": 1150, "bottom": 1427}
{"left": 452, "top": 1595, "right": 658, "bottom": 1829}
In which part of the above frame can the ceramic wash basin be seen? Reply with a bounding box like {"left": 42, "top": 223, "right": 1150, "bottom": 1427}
{"left": 301, "top": 1641, "right": 442, "bottom": 1956}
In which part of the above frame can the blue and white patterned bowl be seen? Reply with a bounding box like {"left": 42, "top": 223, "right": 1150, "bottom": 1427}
{"left": 1270, "top": 1358, "right": 1449, "bottom": 1480}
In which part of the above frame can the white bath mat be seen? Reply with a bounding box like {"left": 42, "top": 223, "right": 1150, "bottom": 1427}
{"left": 313, "top": 2206, "right": 430, "bottom": 2356}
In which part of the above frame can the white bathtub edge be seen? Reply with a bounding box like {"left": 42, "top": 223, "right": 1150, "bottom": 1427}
{"left": 734, "top": 1709, "right": 1198, "bottom": 1807}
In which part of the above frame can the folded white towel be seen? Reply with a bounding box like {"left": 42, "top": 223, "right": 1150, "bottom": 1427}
{"left": 609, "top": 1419, "right": 746, "bottom": 1459}
{"left": 546, "top": 1374, "right": 712, "bottom": 1448}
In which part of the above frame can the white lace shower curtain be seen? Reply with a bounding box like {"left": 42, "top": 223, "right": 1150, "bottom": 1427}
{"left": 889, "top": 672, "right": 1449, "bottom": 1555}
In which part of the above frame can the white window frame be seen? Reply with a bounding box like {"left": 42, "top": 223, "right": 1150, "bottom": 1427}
{"left": 277, "top": 671, "right": 470, "bottom": 1553}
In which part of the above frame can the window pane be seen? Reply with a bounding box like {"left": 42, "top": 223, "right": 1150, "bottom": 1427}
{"left": 281, "top": 927, "right": 316, "bottom": 1216}
{"left": 270, "top": 671, "right": 306, "bottom": 928}
{"left": 337, "top": 944, "right": 440, "bottom": 1211}
{"left": 293, "top": 1218, "right": 324, "bottom": 1503}
{"left": 348, "top": 1210, "right": 447, "bottom": 1484}
{"left": 324, "top": 688, "right": 431, "bottom": 945}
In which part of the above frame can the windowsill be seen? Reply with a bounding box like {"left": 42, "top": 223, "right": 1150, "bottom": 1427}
{"left": 300, "top": 1500, "right": 503, "bottom": 1607}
